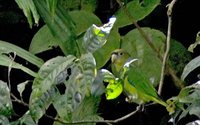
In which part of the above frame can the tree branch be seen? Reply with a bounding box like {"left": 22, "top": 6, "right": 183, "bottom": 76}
{"left": 45, "top": 106, "right": 141, "bottom": 124}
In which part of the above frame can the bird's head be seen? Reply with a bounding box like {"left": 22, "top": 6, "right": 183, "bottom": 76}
{"left": 111, "top": 49, "right": 130, "bottom": 65}
{"left": 111, "top": 49, "right": 130, "bottom": 73}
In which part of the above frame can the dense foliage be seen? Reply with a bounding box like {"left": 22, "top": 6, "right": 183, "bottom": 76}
{"left": 0, "top": 0, "right": 200, "bottom": 125}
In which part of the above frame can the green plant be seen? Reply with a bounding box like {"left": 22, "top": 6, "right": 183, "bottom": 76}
{"left": 0, "top": 0, "right": 200, "bottom": 124}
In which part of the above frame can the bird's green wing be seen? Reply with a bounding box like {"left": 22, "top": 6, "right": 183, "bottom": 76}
{"left": 126, "top": 66, "right": 167, "bottom": 107}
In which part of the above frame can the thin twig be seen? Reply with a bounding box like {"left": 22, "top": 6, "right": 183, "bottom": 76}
{"left": 8, "top": 52, "right": 16, "bottom": 90}
{"left": 11, "top": 93, "right": 29, "bottom": 107}
{"left": 158, "top": 0, "right": 178, "bottom": 95}
{"left": 45, "top": 106, "right": 141, "bottom": 124}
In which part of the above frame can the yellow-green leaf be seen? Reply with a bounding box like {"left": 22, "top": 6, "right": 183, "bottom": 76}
{"left": 106, "top": 78, "right": 123, "bottom": 100}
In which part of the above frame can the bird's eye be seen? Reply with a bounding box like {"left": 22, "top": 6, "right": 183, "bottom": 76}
{"left": 119, "top": 52, "right": 123, "bottom": 56}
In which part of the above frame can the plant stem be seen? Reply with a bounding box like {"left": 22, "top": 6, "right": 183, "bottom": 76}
{"left": 158, "top": 0, "right": 178, "bottom": 94}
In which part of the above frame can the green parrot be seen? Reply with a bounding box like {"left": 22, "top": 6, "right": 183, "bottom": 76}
{"left": 111, "top": 49, "right": 168, "bottom": 107}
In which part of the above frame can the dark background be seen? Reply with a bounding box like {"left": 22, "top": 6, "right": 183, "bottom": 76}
{"left": 0, "top": 0, "right": 200, "bottom": 125}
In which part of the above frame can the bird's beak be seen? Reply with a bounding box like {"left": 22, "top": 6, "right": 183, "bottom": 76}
{"left": 111, "top": 53, "right": 117, "bottom": 63}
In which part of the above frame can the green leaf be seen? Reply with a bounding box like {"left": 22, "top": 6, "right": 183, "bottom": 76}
{"left": 12, "top": 111, "right": 37, "bottom": 125}
{"left": 29, "top": 25, "right": 59, "bottom": 54}
{"left": 178, "top": 82, "right": 200, "bottom": 103}
{"left": 170, "top": 82, "right": 200, "bottom": 121}
{"left": 33, "top": 0, "right": 78, "bottom": 55}
{"left": 46, "top": 0, "right": 58, "bottom": 17}
{"left": 30, "top": 55, "right": 76, "bottom": 121}
{"left": 106, "top": 78, "right": 123, "bottom": 100}
{"left": 53, "top": 53, "right": 97, "bottom": 121}
{"left": 0, "top": 80, "right": 13, "bottom": 116}
{"left": 100, "top": 69, "right": 116, "bottom": 83}
{"left": 82, "top": 16, "right": 116, "bottom": 53}
{"left": 181, "top": 55, "right": 200, "bottom": 81}
{"left": 33, "top": 55, "right": 76, "bottom": 92}
{"left": 29, "top": 87, "right": 59, "bottom": 121}
{"left": 79, "top": 53, "right": 97, "bottom": 86}
{"left": 17, "top": 81, "right": 30, "bottom": 98}
{"left": 0, "top": 55, "right": 38, "bottom": 77}
{"left": 115, "top": 0, "right": 160, "bottom": 28}
{"left": 91, "top": 70, "right": 107, "bottom": 97}
{"left": 121, "top": 27, "right": 165, "bottom": 86}
{"left": 53, "top": 66, "right": 83, "bottom": 121}
{"left": 0, "top": 115, "right": 10, "bottom": 125}
{"left": 80, "top": 0, "right": 97, "bottom": 12}
{"left": 0, "top": 40, "right": 44, "bottom": 68}
{"left": 15, "top": 0, "right": 39, "bottom": 28}
{"left": 69, "top": 10, "right": 102, "bottom": 36}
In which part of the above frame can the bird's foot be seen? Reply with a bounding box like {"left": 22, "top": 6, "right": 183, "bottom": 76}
{"left": 136, "top": 104, "right": 145, "bottom": 112}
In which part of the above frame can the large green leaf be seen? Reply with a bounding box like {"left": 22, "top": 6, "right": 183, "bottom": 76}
{"left": 53, "top": 66, "right": 82, "bottom": 122}
{"left": 30, "top": 55, "right": 76, "bottom": 121}
{"left": 32, "top": 55, "right": 76, "bottom": 91}
{"left": 53, "top": 53, "right": 97, "bottom": 122}
{"left": 121, "top": 27, "right": 165, "bottom": 86}
{"left": 29, "top": 25, "right": 59, "bottom": 54}
{"left": 0, "top": 80, "right": 13, "bottom": 117}
{"left": 0, "top": 40, "right": 44, "bottom": 68}
{"left": 33, "top": 0, "right": 78, "bottom": 55}
{"left": 115, "top": 0, "right": 160, "bottom": 28}
{"left": 69, "top": 10, "right": 102, "bottom": 36}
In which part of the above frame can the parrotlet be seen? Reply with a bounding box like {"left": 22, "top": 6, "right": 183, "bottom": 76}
{"left": 111, "top": 49, "right": 167, "bottom": 107}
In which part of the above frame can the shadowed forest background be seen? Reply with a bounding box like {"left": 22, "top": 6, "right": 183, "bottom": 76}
{"left": 0, "top": 0, "right": 200, "bottom": 125}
